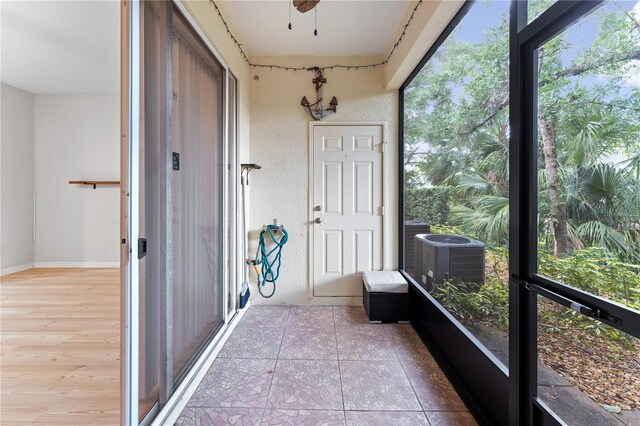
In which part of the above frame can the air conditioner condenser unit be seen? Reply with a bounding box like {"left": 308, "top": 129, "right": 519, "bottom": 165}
{"left": 414, "top": 234, "right": 485, "bottom": 293}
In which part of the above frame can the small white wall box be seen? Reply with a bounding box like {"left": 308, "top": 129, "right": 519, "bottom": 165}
{"left": 362, "top": 271, "right": 409, "bottom": 323}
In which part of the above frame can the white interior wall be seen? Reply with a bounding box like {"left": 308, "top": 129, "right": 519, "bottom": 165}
{"left": 248, "top": 57, "right": 398, "bottom": 305}
{"left": 34, "top": 94, "right": 120, "bottom": 267}
{"left": 0, "top": 83, "right": 35, "bottom": 275}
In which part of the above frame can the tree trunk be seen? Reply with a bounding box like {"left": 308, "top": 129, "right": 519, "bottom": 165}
{"left": 538, "top": 112, "right": 570, "bottom": 257}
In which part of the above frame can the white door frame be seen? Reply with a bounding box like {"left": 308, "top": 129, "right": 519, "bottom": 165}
{"left": 120, "top": 0, "right": 139, "bottom": 423}
{"left": 307, "top": 121, "right": 389, "bottom": 300}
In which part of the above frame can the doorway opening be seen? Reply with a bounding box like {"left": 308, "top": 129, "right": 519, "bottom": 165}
{"left": 1, "top": 1, "right": 121, "bottom": 424}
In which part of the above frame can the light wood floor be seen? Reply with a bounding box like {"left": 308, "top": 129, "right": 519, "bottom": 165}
{"left": 1, "top": 268, "right": 120, "bottom": 425}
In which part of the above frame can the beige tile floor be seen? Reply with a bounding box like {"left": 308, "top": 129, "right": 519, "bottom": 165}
{"left": 176, "top": 305, "right": 478, "bottom": 425}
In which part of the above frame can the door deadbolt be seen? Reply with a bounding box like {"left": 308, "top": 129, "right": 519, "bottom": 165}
{"left": 314, "top": 205, "right": 321, "bottom": 212}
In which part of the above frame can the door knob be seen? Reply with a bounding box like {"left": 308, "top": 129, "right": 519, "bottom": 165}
{"left": 314, "top": 217, "right": 322, "bottom": 224}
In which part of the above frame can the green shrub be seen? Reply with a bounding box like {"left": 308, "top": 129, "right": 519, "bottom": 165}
{"left": 538, "top": 246, "right": 640, "bottom": 310}
{"left": 431, "top": 244, "right": 639, "bottom": 345}
{"left": 404, "top": 187, "right": 452, "bottom": 225}
{"left": 431, "top": 244, "right": 509, "bottom": 327}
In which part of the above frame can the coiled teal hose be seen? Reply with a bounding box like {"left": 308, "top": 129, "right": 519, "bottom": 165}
{"left": 254, "top": 225, "right": 288, "bottom": 298}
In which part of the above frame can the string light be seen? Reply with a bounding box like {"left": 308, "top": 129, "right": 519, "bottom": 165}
{"left": 208, "top": 0, "right": 423, "bottom": 72}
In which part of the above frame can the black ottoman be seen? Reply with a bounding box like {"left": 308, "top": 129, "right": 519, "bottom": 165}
{"left": 362, "top": 271, "right": 409, "bottom": 323}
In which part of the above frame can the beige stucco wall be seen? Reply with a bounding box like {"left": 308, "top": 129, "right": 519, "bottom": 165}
{"left": 179, "top": 1, "right": 463, "bottom": 306}
{"left": 248, "top": 56, "right": 398, "bottom": 305}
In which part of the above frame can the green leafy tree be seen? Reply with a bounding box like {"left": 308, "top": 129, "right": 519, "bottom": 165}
{"left": 404, "top": 1, "right": 640, "bottom": 263}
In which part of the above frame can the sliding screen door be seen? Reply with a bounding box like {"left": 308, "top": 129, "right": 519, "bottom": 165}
{"left": 139, "top": 0, "right": 170, "bottom": 421}
{"left": 170, "top": 11, "right": 225, "bottom": 383}
{"left": 123, "top": 2, "right": 229, "bottom": 424}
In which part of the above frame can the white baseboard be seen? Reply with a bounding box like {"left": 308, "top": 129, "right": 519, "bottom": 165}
{"left": 33, "top": 262, "right": 120, "bottom": 268}
{"left": 152, "top": 302, "right": 251, "bottom": 426}
{"left": 1, "top": 262, "right": 34, "bottom": 276}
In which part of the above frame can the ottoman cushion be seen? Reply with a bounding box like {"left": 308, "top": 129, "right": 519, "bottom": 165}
{"left": 363, "top": 271, "right": 408, "bottom": 293}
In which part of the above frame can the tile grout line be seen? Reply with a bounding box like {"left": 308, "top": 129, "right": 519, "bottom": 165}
{"left": 190, "top": 406, "right": 440, "bottom": 412}
{"left": 391, "top": 328, "right": 471, "bottom": 422}
{"left": 276, "top": 306, "right": 343, "bottom": 417}
{"left": 397, "top": 357, "right": 432, "bottom": 424}
{"left": 393, "top": 324, "right": 442, "bottom": 425}
{"left": 273, "top": 307, "right": 289, "bottom": 360}
{"left": 256, "top": 306, "right": 281, "bottom": 424}
{"left": 334, "top": 306, "right": 348, "bottom": 416}
{"left": 259, "top": 305, "right": 292, "bottom": 422}
{"left": 386, "top": 322, "right": 431, "bottom": 420}
{"left": 340, "top": 308, "right": 426, "bottom": 415}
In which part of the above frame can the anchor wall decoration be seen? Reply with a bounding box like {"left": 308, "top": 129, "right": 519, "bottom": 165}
{"left": 300, "top": 67, "right": 338, "bottom": 121}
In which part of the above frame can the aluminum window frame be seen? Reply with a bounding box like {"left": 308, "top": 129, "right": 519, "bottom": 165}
{"left": 399, "top": 1, "right": 640, "bottom": 424}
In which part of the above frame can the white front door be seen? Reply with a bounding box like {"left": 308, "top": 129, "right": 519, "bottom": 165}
{"left": 312, "top": 125, "right": 383, "bottom": 297}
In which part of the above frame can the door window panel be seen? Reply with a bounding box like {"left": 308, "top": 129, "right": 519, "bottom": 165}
{"left": 535, "top": 0, "right": 640, "bottom": 312}
{"left": 402, "top": 0, "right": 510, "bottom": 366}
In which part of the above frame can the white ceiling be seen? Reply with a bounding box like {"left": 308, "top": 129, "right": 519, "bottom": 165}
{"left": 1, "top": 0, "right": 119, "bottom": 94}
{"left": 220, "top": 0, "right": 412, "bottom": 57}
{"left": 0, "top": 0, "right": 409, "bottom": 94}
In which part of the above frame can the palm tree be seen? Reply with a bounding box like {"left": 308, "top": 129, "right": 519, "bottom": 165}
{"left": 449, "top": 123, "right": 640, "bottom": 263}
{"left": 565, "top": 164, "right": 640, "bottom": 262}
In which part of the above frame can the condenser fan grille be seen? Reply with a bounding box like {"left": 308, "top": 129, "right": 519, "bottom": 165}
{"left": 423, "top": 234, "right": 471, "bottom": 244}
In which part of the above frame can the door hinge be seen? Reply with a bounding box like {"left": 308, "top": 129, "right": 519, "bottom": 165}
{"left": 381, "top": 142, "right": 386, "bottom": 153}
{"left": 381, "top": 205, "right": 385, "bottom": 216}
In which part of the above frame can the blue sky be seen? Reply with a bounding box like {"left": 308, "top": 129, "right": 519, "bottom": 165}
{"left": 454, "top": 0, "right": 509, "bottom": 44}
{"left": 407, "top": 0, "right": 639, "bottom": 160}
{"left": 453, "top": 0, "right": 639, "bottom": 46}
{"left": 421, "top": 0, "right": 640, "bottom": 104}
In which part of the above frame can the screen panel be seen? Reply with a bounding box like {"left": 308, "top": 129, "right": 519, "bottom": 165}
{"left": 170, "top": 9, "right": 225, "bottom": 382}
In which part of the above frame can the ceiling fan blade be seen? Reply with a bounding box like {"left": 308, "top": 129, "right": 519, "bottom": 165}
{"left": 293, "top": 0, "right": 319, "bottom": 13}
